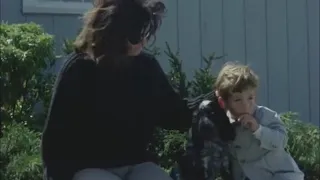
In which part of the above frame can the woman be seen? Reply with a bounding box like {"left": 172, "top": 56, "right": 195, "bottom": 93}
{"left": 41, "top": 0, "right": 214, "bottom": 180}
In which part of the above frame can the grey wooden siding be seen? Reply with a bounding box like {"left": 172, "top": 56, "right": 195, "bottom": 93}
{"left": 1, "top": 0, "right": 319, "bottom": 126}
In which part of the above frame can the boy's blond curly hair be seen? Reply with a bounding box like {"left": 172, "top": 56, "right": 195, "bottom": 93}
{"left": 214, "top": 62, "right": 259, "bottom": 100}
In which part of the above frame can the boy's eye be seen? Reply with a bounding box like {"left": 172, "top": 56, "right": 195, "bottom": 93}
{"left": 234, "top": 99, "right": 241, "bottom": 102}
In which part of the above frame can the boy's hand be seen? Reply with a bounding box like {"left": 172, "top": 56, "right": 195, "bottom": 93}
{"left": 237, "top": 114, "right": 259, "bottom": 132}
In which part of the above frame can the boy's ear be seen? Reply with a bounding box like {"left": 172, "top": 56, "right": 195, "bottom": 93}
{"left": 218, "top": 96, "right": 225, "bottom": 109}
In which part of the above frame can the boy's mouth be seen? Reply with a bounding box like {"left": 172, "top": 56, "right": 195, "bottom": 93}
{"left": 227, "top": 112, "right": 252, "bottom": 124}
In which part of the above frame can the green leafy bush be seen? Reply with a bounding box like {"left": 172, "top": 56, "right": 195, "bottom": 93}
{"left": 148, "top": 43, "right": 224, "bottom": 170}
{"left": 62, "top": 38, "right": 75, "bottom": 55}
{"left": 281, "top": 112, "right": 320, "bottom": 180}
{"left": 0, "top": 123, "right": 42, "bottom": 180}
{"left": 0, "top": 22, "right": 56, "bottom": 180}
{"left": 0, "top": 22, "right": 56, "bottom": 131}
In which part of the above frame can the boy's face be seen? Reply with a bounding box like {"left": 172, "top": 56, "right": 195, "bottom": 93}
{"left": 225, "top": 88, "right": 257, "bottom": 119}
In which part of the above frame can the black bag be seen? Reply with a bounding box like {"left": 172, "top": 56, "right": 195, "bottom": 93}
{"left": 171, "top": 99, "right": 236, "bottom": 180}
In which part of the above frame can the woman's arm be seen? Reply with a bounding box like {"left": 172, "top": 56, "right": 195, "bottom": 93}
{"left": 41, "top": 53, "right": 96, "bottom": 178}
{"left": 148, "top": 55, "right": 214, "bottom": 130}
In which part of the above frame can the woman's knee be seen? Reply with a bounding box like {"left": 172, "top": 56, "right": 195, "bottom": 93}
{"left": 128, "top": 162, "right": 172, "bottom": 180}
{"left": 72, "top": 168, "right": 122, "bottom": 180}
{"left": 133, "top": 162, "right": 160, "bottom": 170}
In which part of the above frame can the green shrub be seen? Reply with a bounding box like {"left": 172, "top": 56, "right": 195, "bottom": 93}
{"left": 0, "top": 21, "right": 56, "bottom": 179}
{"left": 0, "top": 123, "right": 42, "bottom": 180}
{"left": 0, "top": 22, "right": 56, "bottom": 131}
{"left": 147, "top": 43, "right": 223, "bottom": 169}
{"left": 281, "top": 112, "right": 320, "bottom": 180}
{"left": 62, "top": 38, "right": 75, "bottom": 55}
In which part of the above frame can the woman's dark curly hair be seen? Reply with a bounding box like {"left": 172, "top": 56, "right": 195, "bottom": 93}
{"left": 74, "top": 0, "right": 165, "bottom": 60}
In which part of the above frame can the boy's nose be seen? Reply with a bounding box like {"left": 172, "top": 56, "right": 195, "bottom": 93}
{"left": 242, "top": 103, "right": 251, "bottom": 113}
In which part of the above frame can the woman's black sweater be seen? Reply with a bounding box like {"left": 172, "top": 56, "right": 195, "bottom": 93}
{"left": 41, "top": 51, "right": 214, "bottom": 179}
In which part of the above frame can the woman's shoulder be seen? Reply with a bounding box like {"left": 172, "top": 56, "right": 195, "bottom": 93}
{"left": 58, "top": 51, "right": 96, "bottom": 76}
{"left": 137, "top": 51, "right": 159, "bottom": 65}
{"left": 53, "top": 52, "right": 96, "bottom": 88}
{"left": 138, "top": 51, "right": 156, "bottom": 60}
{"left": 137, "top": 51, "right": 165, "bottom": 74}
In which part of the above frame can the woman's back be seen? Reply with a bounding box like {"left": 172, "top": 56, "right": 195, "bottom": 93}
{"left": 41, "top": 51, "right": 192, "bottom": 179}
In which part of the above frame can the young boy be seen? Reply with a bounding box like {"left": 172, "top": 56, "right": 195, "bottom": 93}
{"left": 214, "top": 62, "right": 304, "bottom": 180}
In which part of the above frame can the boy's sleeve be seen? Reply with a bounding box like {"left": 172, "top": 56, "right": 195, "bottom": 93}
{"left": 253, "top": 107, "right": 288, "bottom": 150}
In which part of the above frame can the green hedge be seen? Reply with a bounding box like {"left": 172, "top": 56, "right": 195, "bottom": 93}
{"left": 0, "top": 22, "right": 319, "bottom": 180}
{"left": 0, "top": 22, "right": 56, "bottom": 180}
{"left": 0, "top": 123, "right": 42, "bottom": 180}
{"left": 0, "top": 22, "right": 56, "bottom": 131}
{"left": 282, "top": 113, "right": 320, "bottom": 179}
